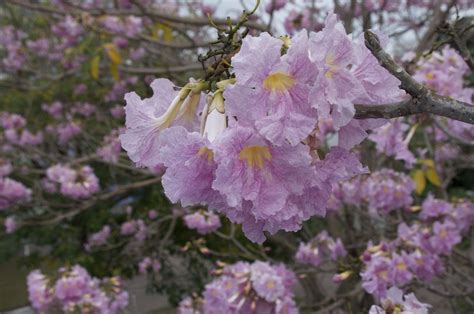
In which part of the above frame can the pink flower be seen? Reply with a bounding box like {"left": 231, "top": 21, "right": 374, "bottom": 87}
{"left": 0, "top": 158, "right": 12, "bottom": 177}
{"left": 295, "top": 242, "right": 322, "bottom": 267}
{"left": 138, "top": 257, "right": 161, "bottom": 274}
{"left": 148, "top": 210, "right": 158, "bottom": 220}
{"left": 284, "top": 10, "right": 315, "bottom": 35}
{"left": 158, "top": 126, "right": 222, "bottom": 208}
{"left": 198, "top": 261, "right": 297, "bottom": 314}
{"left": 225, "top": 31, "right": 318, "bottom": 146}
{"left": 368, "top": 119, "right": 416, "bottom": 167}
{"left": 42, "top": 101, "right": 63, "bottom": 118}
{"left": 212, "top": 125, "right": 314, "bottom": 242}
{"left": 97, "top": 128, "right": 123, "bottom": 163}
{"left": 59, "top": 166, "right": 100, "bottom": 199}
{"left": 120, "top": 79, "right": 203, "bottom": 168}
{"left": 183, "top": 211, "right": 221, "bottom": 235}
{"left": 27, "top": 270, "right": 53, "bottom": 311}
{"left": 0, "top": 177, "right": 32, "bottom": 210}
{"left": 361, "top": 255, "right": 392, "bottom": 299}
{"left": 430, "top": 220, "right": 461, "bottom": 254}
{"left": 4, "top": 216, "right": 17, "bottom": 233}
{"left": 370, "top": 287, "right": 431, "bottom": 314}
{"left": 85, "top": 225, "right": 111, "bottom": 251}
{"left": 308, "top": 13, "right": 364, "bottom": 130}
{"left": 265, "top": 0, "right": 287, "bottom": 13}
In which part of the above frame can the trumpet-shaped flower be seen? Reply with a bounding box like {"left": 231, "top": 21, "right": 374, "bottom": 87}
{"left": 308, "top": 13, "right": 363, "bottom": 129}
{"left": 211, "top": 126, "right": 314, "bottom": 241}
{"left": 157, "top": 126, "right": 222, "bottom": 208}
{"left": 225, "top": 31, "right": 318, "bottom": 146}
{"left": 120, "top": 79, "right": 203, "bottom": 168}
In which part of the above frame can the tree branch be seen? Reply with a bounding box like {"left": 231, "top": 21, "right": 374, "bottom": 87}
{"left": 20, "top": 177, "right": 162, "bottom": 227}
{"left": 119, "top": 63, "right": 203, "bottom": 74}
{"left": 5, "top": 0, "right": 268, "bottom": 31}
{"left": 354, "top": 31, "right": 474, "bottom": 124}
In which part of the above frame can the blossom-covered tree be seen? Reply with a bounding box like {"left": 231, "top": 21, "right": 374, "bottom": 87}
{"left": 0, "top": 0, "right": 473, "bottom": 313}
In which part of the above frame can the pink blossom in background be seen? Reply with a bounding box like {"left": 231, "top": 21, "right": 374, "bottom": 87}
{"left": 359, "top": 169, "right": 415, "bottom": 215}
{"left": 0, "top": 158, "right": 12, "bottom": 177}
{"left": 26, "top": 38, "right": 50, "bottom": 57}
{"left": 4, "top": 216, "right": 17, "bottom": 233}
{"left": 41, "top": 101, "right": 63, "bottom": 119}
{"left": 369, "top": 287, "right": 431, "bottom": 314}
{"left": 296, "top": 231, "right": 347, "bottom": 267}
{"left": 110, "top": 105, "right": 125, "bottom": 118}
{"left": 0, "top": 177, "right": 32, "bottom": 210}
{"left": 27, "top": 266, "right": 128, "bottom": 313}
{"left": 284, "top": 10, "right": 316, "bottom": 35}
{"left": 27, "top": 270, "right": 54, "bottom": 312}
{"left": 183, "top": 210, "right": 221, "bottom": 235}
{"left": 178, "top": 261, "right": 298, "bottom": 314}
{"left": 74, "top": 83, "right": 87, "bottom": 95}
{"left": 50, "top": 121, "right": 82, "bottom": 145}
{"left": 120, "top": 218, "right": 147, "bottom": 241}
{"left": 120, "top": 220, "right": 137, "bottom": 235}
{"left": 138, "top": 257, "right": 161, "bottom": 274}
{"left": 97, "top": 128, "right": 123, "bottom": 163}
{"left": 59, "top": 166, "right": 100, "bottom": 199}
{"left": 265, "top": 0, "right": 287, "bottom": 13}
{"left": 368, "top": 119, "right": 416, "bottom": 167}
{"left": 148, "top": 210, "right": 158, "bottom": 220}
{"left": 85, "top": 225, "right": 111, "bottom": 251}
{"left": 71, "top": 102, "right": 96, "bottom": 117}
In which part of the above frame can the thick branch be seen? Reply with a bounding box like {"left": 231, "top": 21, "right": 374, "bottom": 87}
{"left": 355, "top": 96, "right": 474, "bottom": 124}
{"left": 354, "top": 31, "right": 474, "bottom": 125}
{"left": 364, "top": 30, "right": 427, "bottom": 97}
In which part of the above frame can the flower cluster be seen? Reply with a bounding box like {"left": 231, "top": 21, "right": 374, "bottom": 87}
{"left": 178, "top": 261, "right": 298, "bottom": 314}
{"left": 369, "top": 287, "right": 431, "bottom": 314}
{"left": 47, "top": 121, "right": 82, "bottom": 145}
{"left": 44, "top": 164, "right": 100, "bottom": 199}
{"left": 0, "top": 177, "right": 32, "bottom": 210}
{"left": 27, "top": 265, "right": 129, "bottom": 313}
{"left": 0, "top": 26, "right": 26, "bottom": 71}
{"left": 414, "top": 46, "right": 469, "bottom": 99}
{"left": 328, "top": 169, "right": 415, "bottom": 215}
{"left": 138, "top": 257, "right": 161, "bottom": 274}
{"left": 120, "top": 13, "right": 407, "bottom": 242}
{"left": 413, "top": 47, "right": 474, "bottom": 143}
{"left": 85, "top": 225, "right": 111, "bottom": 251}
{"left": 295, "top": 231, "right": 346, "bottom": 267}
{"left": 368, "top": 119, "right": 416, "bottom": 167}
{"left": 360, "top": 197, "right": 471, "bottom": 299}
{"left": 97, "top": 128, "right": 124, "bottom": 164}
{"left": 183, "top": 210, "right": 221, "bottom": 235}
{"left": 1, "top": 112, "right": 43, "bottom": 147}
{"left": 120, "top": 218, "right": 148, "bottom": 242}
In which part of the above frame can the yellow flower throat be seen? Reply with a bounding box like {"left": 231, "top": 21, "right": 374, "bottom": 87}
{"left": 239, "top": 146, "right": 272, "bottom": 169}
{"left": 263, "top": 72, "right": 295, "bottom": 92}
